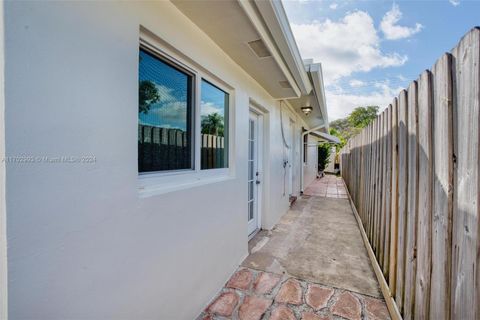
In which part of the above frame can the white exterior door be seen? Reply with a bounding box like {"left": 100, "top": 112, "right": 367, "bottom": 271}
{"left": 248, "top": 112, "right": 260, "bottom": 235}
{"left": 288, "top": 119, "right": 295, "bottom": 196}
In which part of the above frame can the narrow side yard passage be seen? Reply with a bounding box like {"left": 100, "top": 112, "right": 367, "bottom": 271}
{"left": 199, "top": 177, "right": 390, "bottom": 320}
{"left": 304, "top": 175, "right": 348, "bottom": 199}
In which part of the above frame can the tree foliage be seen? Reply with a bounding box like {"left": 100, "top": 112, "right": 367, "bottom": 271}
{"left": 318, "top": 142, "right": 332, "bottom": 172}
{"left": 329, "top": 105, "right": 379, "bottom": 151}
{"left": 201, "top": 112, "right": 224, "bottom": 136}
{"left": 348, "top": 106, "right": 379, "bottom": 128}
{"left": 139, "top": 80, "right": 160, "bottom": 114}
{"left": 329, "top": 127, "right": 348, "bottom": 153}
{"left": 330, "top": 119, "right": 360, "bottom": 148}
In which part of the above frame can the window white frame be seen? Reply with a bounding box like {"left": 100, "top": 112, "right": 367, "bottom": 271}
{"left": 138, "top": 46, "right": 196, "bottom": 174}
{"left": 198, "top": 78, "right": 230, "bottom": 171}
{"left": 138, "top": 32, "right": 234, "bottom": 197}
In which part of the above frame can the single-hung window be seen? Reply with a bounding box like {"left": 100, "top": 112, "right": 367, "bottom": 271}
{"left": 200, "top": 80, "right": 229, "bottom": 169}
{"left": 138, "top": 48, "right": 194, "bottom": 173}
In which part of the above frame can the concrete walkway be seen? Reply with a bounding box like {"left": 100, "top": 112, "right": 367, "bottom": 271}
{"left": 199, "top": 176, "right": 389, "bottom": 320}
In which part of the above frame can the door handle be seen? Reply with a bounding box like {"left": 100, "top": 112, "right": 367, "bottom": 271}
{"left": 255, "top": 171, "right": 261, "bottom": 184}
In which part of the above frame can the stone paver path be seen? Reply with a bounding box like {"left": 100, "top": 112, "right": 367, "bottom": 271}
{"left": 199, "top": 176, "right": 390, "bottom": 319}
{"left": 304, "top": 175, "right": 348, "bottom": 198}
{"left": 198, "top": 268, "right": 390, "bottom": 320}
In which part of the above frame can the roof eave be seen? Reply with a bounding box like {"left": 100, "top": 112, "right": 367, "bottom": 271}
{"left": 253, "top": 0, "right": 312, "bottom": 96}
{"left": 238, "top": 0, "right": 315, "bottom": 97}
{"left": 306, "top": 62, "right": 329, "bottom": 132}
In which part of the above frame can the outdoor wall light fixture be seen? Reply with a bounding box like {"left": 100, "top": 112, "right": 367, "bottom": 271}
{"left": 301, "top": 106, "right": 313, "bottom": 116}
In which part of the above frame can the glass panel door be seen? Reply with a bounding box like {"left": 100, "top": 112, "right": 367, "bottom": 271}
{"left": 248, "top": 112, "right": 258, "bottom": 235}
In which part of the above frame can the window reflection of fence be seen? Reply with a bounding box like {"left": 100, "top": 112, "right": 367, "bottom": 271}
{"left": 138, "top": 125, "right": 225, "bottom": 172}
{"left": 201, "top": 133, "right": 225, "bottom": 169}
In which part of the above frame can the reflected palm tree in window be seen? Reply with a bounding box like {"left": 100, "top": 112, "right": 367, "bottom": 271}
{"left": 201, "top": 112, "right": 224, "bottom": 137}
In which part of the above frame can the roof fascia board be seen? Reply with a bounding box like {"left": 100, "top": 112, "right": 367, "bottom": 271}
{"left": 254, "top": 0, "right": 312, "bottom": 95}
{"left": 238, "top": 0, "right": 302, "bottom": 98}
{"left": 307, "top": 63, "right": 329, "bottom": 132}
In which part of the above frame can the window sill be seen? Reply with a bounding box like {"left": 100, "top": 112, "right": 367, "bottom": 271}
{"left": 138, "top": 171, "right": 234, "bottom": 198}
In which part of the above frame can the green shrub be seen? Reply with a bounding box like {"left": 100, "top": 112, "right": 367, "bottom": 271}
{"left": 318, "top": 143, "right": 332, "bottom": 172}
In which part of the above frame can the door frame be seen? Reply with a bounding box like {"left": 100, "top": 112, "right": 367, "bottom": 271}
{"left": 248, "top": 104, "right": 265, "bottom": 239}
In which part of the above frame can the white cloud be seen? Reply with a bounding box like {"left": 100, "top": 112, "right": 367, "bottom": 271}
{"left": 200, "top": 101, "right": 224, "bottom": 116}
{"left": 449, "top": 0, "right": 460, "bottom": 6}
{"left": 327, "top": 81, "right": 404, "bottom": 120}
{"left": 349, "top": 79, "right": 365, "bottom": 88}
{"left": 288, "top": 8, "right": 415, "bottom": 122}
{"left": 155, "top": 84, "right": 176, "bottom": 103}
{"left": 329, "top": 3, "right": 338, "bottom": 10}
{"left": 380, "top": 4, "right": 423, "bottom": 40}
{"left": 291, "top": 11, "right": 407, "bottom": 84}
{"left": 151, "top": 101, "right": 187, "bottom": 121}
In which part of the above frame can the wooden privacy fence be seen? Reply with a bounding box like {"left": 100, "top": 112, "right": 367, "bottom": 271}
{"left": 138, "top": 124, "right": 225, "bottom": 171}
{"left": 340, "top": 27, "right": 480, "bottom": 320}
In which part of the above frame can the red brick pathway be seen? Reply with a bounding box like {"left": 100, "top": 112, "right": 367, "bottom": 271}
{"left": 303, "top": 175, "right": 348, "bottom": 199}
{"left": 199, "top": 268, "right": 390, "bottom": 320}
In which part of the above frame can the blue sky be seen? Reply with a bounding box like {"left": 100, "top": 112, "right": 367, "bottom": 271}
{"left": 139, "top": 49, "right": 226, "bottom": 130}
{"left": 139, "top": 49, "right": 190, "bottom": 130}
{"left": 201, "top": 80, "right": 226, "bottom": 119}
{"left": 283, "top": 0, "right": 480, "bottom": 120}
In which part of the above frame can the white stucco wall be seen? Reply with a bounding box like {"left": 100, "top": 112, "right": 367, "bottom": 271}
{"left": 0, "top": 2, "right": 7, "bottom": 317}
{"left": 325, "top": 146, "right": 336, "bottom": 173}
{"left": 3, "top": 1, "right": 318, "bottom": 319}
{"left": 304, "top": 134, "right": 319, "bottom": 188}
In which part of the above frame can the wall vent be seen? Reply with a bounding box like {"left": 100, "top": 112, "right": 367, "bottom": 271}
{"left": 279, "top": 80, "right": 292, "bottom": 89}
{"left": 248, "top": 39, "right": 272, "bottom": 58}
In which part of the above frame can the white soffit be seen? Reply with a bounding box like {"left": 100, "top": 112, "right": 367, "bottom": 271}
{"left": 172, "top": 0, "right": 303, "bottom": 99}
{"left": 253, "top": 0, "right": 312, "bottom": 95}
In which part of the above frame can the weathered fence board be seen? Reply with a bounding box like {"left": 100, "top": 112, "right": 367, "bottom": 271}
{"left": 375, "top": 115, "right": 383, "bottom": 261}
{"left": 340, "top": 28, "right": 480, "bottom": 319}
{"left": 414, "top": 70, "right": 434, "bottom": 319}
{"left": 451, "top": 27, "right": 480, "bottom": 320}
{"left": 365, "top": 123, "right": 374, "bottom": 241}
{"left": 372, "top": 119, "right": 379, "bottom": 252}
{"left": 395, "top": 90, "right": 408, "bottom": 313}
{"left": 429, "top": 53, "right": 453, "bottom": 320}
{"left": 369, "top": 123, "right": 375, "bottom": 241}
{"left": 378, "top": 112, "right": 386, "bottom": 267}
{"left": 383, "top": 105, "right": 392, "bottom": 277}
{"left": 404, "top": 80, "right": 418, "bottom": 320}
{"left": 389, "top": 98, "right": 399, "bottom": 294}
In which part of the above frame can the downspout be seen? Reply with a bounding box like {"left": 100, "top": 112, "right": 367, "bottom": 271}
{"left": 301, "top": 125, "right": 325, "bottom": 193}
